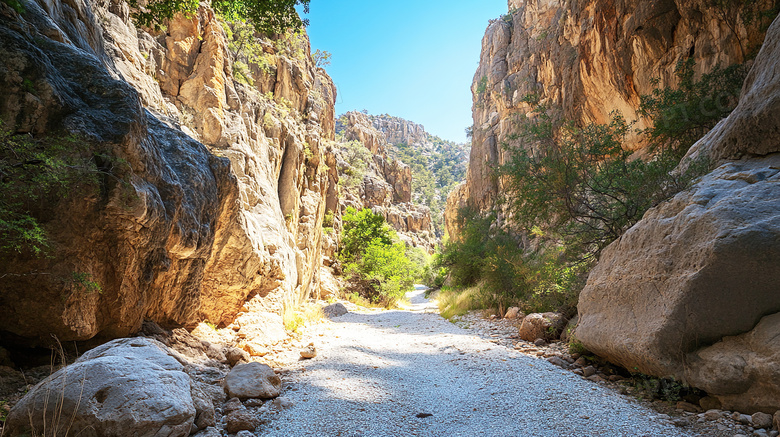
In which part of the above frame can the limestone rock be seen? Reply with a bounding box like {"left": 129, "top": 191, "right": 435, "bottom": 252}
{"left": 271, "top": 396, "right": 295, "bottom": 410}
{"left": 685, "top": 14, "right": 780, "bottom": 164}
{"left": 225, "top": 409, "right": 259, "bottom": 434}
{"left": 504, "top": 307, "right": 522, "bottom": 320}
{"left": 4, "top": 338, "right": 195, "bottom": 437}
{"left": 685, "top": 312, "right": 780, "bottom": 414}
{"left": 225, "top": 362, "right": 282, "bottom": 400}
{"left": 518, "top": 313, "right": 565, "bottom": 341}
{"left": 300, "top": 344, "right": 317, "bottom": 359}
{"left": 449, "top": 0, "right": 769, "bottom": 222}
{"left": 577, "top": 14, "right": 780, "bottom": 413}
{"left": 225, "top": 347, "right": 250, "bottom": 367}
{"left": 0, "top": 0, "right": 336, "bottom": 346}
{"left": 578, "top": 155, "right": 780, "bottom": 383}
{"left": 318, "top": 266, "right": 341, "bottom": 299}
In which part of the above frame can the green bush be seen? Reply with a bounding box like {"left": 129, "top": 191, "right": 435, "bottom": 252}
{"left": 127, "top": 0, "right": 310, "bottom": 34}
{"left": 339, "top": 207, "right": 417, "bottom": 307}
{"left": 440, "top": 207, "right": 587, "bottom": 316}
{"left": 338, "top": 140, "right": 372, "bottom": 190}
{"left": 638, "top": 59, "right": 747, "bottom": 157}
{"left": 442, "top": 61, "right": 739, "bottom": 315}
{"left": 0, "top": 124, "right": 106, "bottom": 256}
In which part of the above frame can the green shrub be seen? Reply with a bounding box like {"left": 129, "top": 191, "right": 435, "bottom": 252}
{"left": 638, "top": 59, "right": 747, "bottom": 157}
{"left": 224, "top": 19, "right": 276, "bottom": 87}
{"left": 475, "top": 76, "right": 488, "bottom": 96}
{"left": 322, "top": 210, "right": 334, "bottom": 227}
{"left": 0, "top": 123, "right": 107, "bottom": 256}
{"left": 442, "top": 62, "right": 741, "bottom": 315}
{"left": 338, "top": 140, "right": 372, "bottom": 190}
{"left": 128, "top": 0, "right": 310, "bottom": 34}
{"left": 339, "top": 207, "right": 417, "bottom": 308}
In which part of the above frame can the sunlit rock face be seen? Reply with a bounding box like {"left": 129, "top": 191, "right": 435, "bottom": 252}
{"left": 337, "top": 111, "right": 436, "bottom": 253}
{"left": 450, "top": 0, "right": 768, "bottom": 218}
{"left": 0, "top": 0, "right": 335, "bottom": 345}
{"left": 578, "top": 14, "right": 780, "bottom": 413}
{"left": 449, "top": 0, "right": 780, "bottom": 412}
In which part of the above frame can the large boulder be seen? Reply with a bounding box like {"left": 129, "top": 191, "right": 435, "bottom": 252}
{"left": 4, "top": 338, "right": 198, "bottom": 437}
{"left": 576, "top": 14, "right": 780, "bottom": 412}
{"left": 577, "top": 156, "right": 780, "bottom": 377}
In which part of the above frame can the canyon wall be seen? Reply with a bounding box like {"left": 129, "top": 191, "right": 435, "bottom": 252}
{"left": 0, "top": 0, "right": 335, "bottom": 348}
{"left": 447, "top": 0, "right": 780, "bottom": 412}
{"left": 447, "top": 0, "right": 771, "bottom": 237}
{"left": 337, "top": 111, "right": 436, "bottom": 253}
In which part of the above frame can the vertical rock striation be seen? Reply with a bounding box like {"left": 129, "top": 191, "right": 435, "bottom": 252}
{"left": 0, "top": 0, "right": 335, "bottom": 347}
{"left": 448, "top": 0, "right": 770, "bottom": 223}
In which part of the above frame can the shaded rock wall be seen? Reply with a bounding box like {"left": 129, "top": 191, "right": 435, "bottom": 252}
{"left": 0, "top": 0, "right": 335, "bottom": 346}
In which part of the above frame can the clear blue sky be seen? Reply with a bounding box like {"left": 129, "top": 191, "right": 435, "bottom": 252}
{"left": 303, "top": 1, "right": 508, "bottom": 143}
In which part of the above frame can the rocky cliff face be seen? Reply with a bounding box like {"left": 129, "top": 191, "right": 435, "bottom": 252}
{"left": 447, "top": 0, "right": 772, "bottom": 228}
{"left": 368, "top": 114, "right": 427, "bottom": 147}
{"left": 447, "top": 0, "right": 780, "bottom": 413}
{"left": 0, "top": 0, "right": 335, "bottom": 349}
{"left": 577, "top": 13, "right": 780, "bottom": 413}
{"left": 336, "top": 111, "right": 436, "bottom": 253}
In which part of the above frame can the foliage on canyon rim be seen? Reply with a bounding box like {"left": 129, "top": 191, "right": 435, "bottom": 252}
{"left": 127, "top": 0, "right": 310, "bottom": 34}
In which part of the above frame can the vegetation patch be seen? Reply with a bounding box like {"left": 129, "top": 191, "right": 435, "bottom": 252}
{"left": 0, "top": 122, "right": 121, "bottom": 257}
{"left": 338, "top": 207, "right": 420, "bottom": 308}
{"left": 438, "top": 61, "right": 747, "bottom": 316}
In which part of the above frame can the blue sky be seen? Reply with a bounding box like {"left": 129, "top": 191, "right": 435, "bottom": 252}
{"left": 303, "top": 1, "right": 508, "bottom": 143}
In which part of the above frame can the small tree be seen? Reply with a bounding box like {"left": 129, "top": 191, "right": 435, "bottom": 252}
{"left": 313, "top": 49, "right": 332, "bottom": 68}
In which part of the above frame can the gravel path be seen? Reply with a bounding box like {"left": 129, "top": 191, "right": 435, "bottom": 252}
{"left": 264, "top": 287, "right": 693, "bottom": 437}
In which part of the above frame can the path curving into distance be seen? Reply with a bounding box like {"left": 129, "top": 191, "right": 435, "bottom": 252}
{"left": 264, "top": 288, "right": 692, "bottom": 437}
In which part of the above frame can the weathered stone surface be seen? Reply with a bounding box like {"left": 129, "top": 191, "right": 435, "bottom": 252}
{"left": 577, "top": 14, "right": 780, "bottom": 413}
{"left": 318, "top": 266, "right": 341, "bottom": 299}
{"left": 225, "top": 362, "right": 281, "bottom": 400}
{"left": 685, "top": 312, "right": 780, "bottom": 414}
{"left": 577, "top": 155, "right": 780, "bottom": 378}
{"left": 752, "top": 412, "right": 774, "bottom": 429}
{"left": 518, "top": 313, "right": 564, "bottom": 342}
{"left": 0, "top": 0, "right": 336, "bottom": 346}
{"left": 504, "top": 307, "right": 522, "bottom": 320}
{"left": 300, "top": 344, "right": 317, "bottom": 359}
{"left": 446, "top": 0, "right": 770, "bottom": 228}
{"left": 225, "top": 409, "right": 259, "bottom": 433}
{"left": 4, "top": 338, "right": 195, "bottom": 437}
{"left": 686, "top": 14, "right": 780, "bottom": 164}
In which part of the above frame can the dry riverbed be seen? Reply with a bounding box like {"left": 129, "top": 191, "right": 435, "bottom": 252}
{"left": 258, "top": 288, "right": 703, "bottom": 437}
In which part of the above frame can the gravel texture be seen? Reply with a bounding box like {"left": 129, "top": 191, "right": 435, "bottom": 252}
{"left": 262, "top": 287, "right": 694, "bottom": 437}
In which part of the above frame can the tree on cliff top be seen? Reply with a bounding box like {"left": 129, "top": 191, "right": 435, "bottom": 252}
{"left": 127, "top": 0, "right": 310, "bottom": 34}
